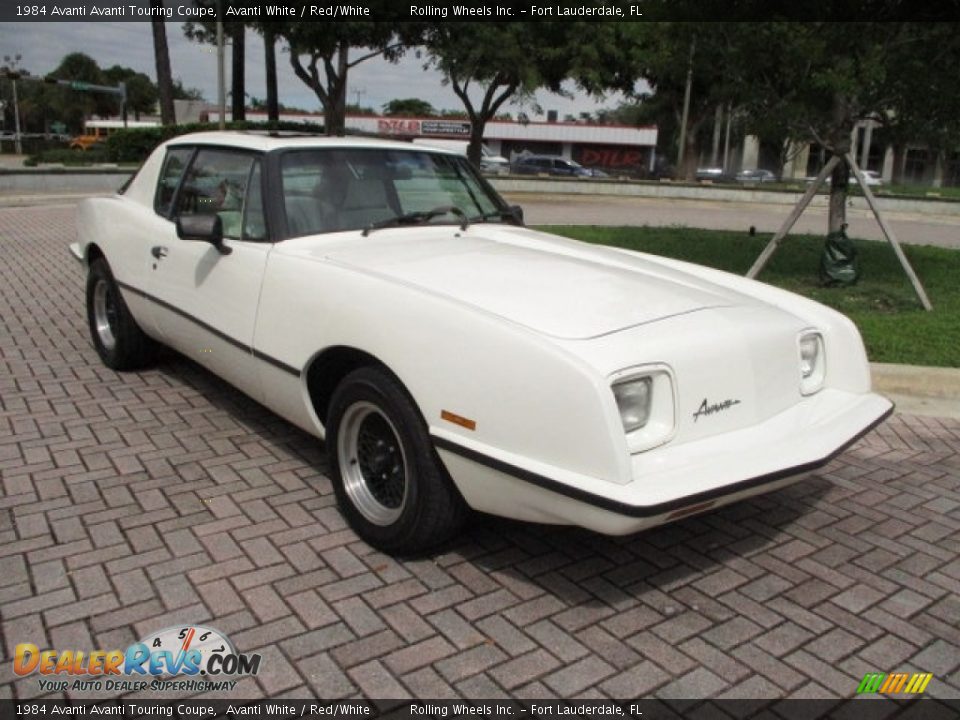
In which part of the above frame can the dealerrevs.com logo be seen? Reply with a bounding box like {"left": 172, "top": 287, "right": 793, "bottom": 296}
{"left": 13, "top": 625, "right": 261, "bottom": 693}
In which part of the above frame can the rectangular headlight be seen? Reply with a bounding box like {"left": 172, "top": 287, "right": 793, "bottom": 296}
{"left": 613, "top": 376, "right": 653, "bottom": 433}
{"left": 799, "top": 331, "right": 825, "bottom": 394}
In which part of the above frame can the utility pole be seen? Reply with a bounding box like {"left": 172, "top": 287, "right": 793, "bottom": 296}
{"left": 722, "top": 103, "right": 732, "bottom": 172}
{"left": 676, "top": 35, "right": 696, "bottom": 174}
{"left": 216, "top": 0, "right": 225, "bottom": 130}
{"left": 710, "top": 104, "right": 722, "bottom": 167}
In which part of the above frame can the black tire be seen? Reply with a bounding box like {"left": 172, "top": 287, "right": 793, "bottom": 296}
{"left": 86, "top": 258, "right": 158, "bottom": 371}
{"left": 327, "top": 366, "right": 468, "bottom": 555}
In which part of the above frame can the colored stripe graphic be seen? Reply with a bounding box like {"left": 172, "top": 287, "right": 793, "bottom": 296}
{"left": 905, "top": 673, "right": 933, "bottom": 694}
{"left": 858, "top": 672, "right": 932, "bottom": 694}
{"left": 857, "top": 673, "right": 886, "bottom": 694}
{"left": 880, "top": 673, "right": 908, "bottom": 693}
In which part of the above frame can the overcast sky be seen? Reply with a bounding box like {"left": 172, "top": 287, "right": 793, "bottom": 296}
{"left": 0, "top": 22, "right": 630, "bottom": 119}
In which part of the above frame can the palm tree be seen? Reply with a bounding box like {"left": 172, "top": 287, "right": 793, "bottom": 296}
{"left": 231, "top": 24, "right": 245, "bottom": 121}
{"left": 264, "top": 26, "right": 278, "bottom": 123}
{"left": 151, "top": 2, "right": 175, "bottom": 124}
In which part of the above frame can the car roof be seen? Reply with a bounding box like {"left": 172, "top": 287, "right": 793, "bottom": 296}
{"left": 162, "top": 130, "right": 453, "bottom": 154}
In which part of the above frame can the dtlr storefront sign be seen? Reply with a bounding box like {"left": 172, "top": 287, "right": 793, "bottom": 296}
{"left": 376, "top": 118, "right": 471, "bottom": 136}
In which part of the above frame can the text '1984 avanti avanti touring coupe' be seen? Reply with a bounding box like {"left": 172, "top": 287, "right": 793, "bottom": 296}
{"left": 72, "top": 132, "right": 893, "bottom": 554}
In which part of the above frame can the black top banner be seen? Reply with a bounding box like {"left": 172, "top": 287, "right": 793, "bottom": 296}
{"left": 3, "top": 0, "right": 960, "bottom": 22}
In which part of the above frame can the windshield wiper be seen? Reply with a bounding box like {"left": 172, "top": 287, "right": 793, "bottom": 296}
{"left": 470, "top": 209, "right": 517, "bottom": 223}
{"left": 362, "top": 205, "right": 469, "bottom": 236}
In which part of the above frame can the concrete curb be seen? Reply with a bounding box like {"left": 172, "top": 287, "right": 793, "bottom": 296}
{"left": 871, "top": 362, "right": 960, "bottom": 399}
{"left": 871, "top": 362, "right": 960, "bottom": 419}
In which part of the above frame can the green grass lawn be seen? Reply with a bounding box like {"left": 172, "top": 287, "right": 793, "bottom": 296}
{"left": 542, "top": 225, "right": 960, "bottom": 368}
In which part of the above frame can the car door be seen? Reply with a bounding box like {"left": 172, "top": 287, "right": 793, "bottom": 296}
{"left": 147, "top": 147, "right": 271, "bottom": 402}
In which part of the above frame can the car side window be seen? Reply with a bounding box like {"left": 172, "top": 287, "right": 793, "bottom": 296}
{"left": 173, "top": 149, "right": 257, "bottom": 240}
{"left": 154, "top": 147, "right": 193, "bottom": 216}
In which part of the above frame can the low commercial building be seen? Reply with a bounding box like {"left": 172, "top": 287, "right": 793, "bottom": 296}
{"left": 203, "top": 109, "right": 659, "bottom": 176}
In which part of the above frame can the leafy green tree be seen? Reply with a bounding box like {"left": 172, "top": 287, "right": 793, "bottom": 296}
{"left": 345, "top": 103, "right": 376, "bottom": 116}
{"left": 869, "top": 24, "right": 960, "bottom": 184}
{"left": 620, "top": 24, "right": 745, "bottom": 181}
{"left": 172, "top": 79, "right": 205, "bottom": 102}
{"left": 102, "top": 66, "right": 158, "bottom": 120}
{"left": 382, "top": 98, "right": 436, "bottom": 117}
{"left": 48, "top": 52, "right": 110, "bottom": 132}
{"left": 272, "top": 23, "right": 410, "bottom": 136}
{"left": 718, "top": 22, "right": 960, "bottom": 230}
{"left": 421, "top": 22, "right": 642, "bottom": 166}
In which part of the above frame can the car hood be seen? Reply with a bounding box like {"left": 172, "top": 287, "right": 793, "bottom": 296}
{"left": 289, "top": 225, "right": 756, "bottom": 340}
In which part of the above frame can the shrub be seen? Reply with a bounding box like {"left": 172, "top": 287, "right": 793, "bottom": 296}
{"left": 2, "top": 136, "right": 69, "bottom": 156}
{"left": 27, "top": 146, "right": 111, "bottom": 166}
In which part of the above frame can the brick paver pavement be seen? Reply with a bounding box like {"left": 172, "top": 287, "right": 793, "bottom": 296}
{"left": 1, "top": 204, "right": 959, "bottom": 701}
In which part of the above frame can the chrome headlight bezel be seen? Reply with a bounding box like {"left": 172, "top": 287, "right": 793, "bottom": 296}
{"left": 798, "top": 330, "right": 826, "bottom": 395}
{"left": 610, "top": 364, "right": 677, "bottom": 454}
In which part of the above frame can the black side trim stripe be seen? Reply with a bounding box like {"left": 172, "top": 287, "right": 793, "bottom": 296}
{"left": 116, "top": 280, "right": 301, "bottom": 378}
{"left": 432, "top": 404, "right": 894, "bottom": 519}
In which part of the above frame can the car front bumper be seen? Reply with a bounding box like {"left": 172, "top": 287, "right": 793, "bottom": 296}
{"left": 434, "top": 389, "right": 893, "bottom": 535}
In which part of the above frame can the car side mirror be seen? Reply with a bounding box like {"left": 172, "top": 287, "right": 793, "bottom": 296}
{"left": 507, "top": 204, "right": 524, "bottom": 226}
{"left": 176, "top": 215, "right": 232, "bottom": 255}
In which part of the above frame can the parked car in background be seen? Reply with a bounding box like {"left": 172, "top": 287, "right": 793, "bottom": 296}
{"left": 736, "top": 169, "right": 778, "bottom": 184}
{"left": 850, "top": 170, "right": 883, "bottom": 186}
{"left": 512, "top": 154, "right": 595, "bottom": 177}
{"left": 411, "top": 137, "right": 510, "bottom": 175}
{"left": 695, "top": 167, "right": 735, "bottom": 183}
{"left": 73, "top": 131, "right": 892, "bottom": 554}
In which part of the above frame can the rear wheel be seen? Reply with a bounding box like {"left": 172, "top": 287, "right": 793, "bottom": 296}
{"left": 86, "top": 258, "right": 157, "bottom": 370}
{"left": 327, "top": 366, "right": 468, "bottom": 555}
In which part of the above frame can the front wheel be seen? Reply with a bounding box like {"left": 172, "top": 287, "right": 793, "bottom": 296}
{"left": 327, "top": 366, "right": 468, "bottom": 555}
{"left": 86, "top": 258, "right": 157, "bottom": 371}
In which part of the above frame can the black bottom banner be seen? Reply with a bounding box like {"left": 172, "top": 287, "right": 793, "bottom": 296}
{"left": 3, "top": 699, "right": 960, "bottom": 720}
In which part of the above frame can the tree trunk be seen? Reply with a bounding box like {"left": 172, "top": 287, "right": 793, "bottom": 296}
{"left": 826, "top": 92, "right": 853, "bottom": 233}
{"left": 890, "top": 142, "right": 905, "bottom": 185}
{"left": 828, "top": 154, "right": 850, "bottom": 234}
{"left": 681, "top": 134, "right": 699, "bottom": 181}
{"left": 264, "top": 27, "right": 279, "bottom": 123}
{"left": 231, "top": 25, "right": 245, "bottom": 121}
{"left": 467, "top": 122, "right": 485, "bottom": 168}
{"left": 325, "top": 44, "right": 348, "bottom": 136}
{"left": 150, "top": 8, "right": 175, "bottom": 125}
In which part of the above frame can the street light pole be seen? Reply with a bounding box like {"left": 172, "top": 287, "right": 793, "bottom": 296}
{"left": 11, "top": 76, "right": 22, "bottom": 156}
{"left": 676, "top": 35, "right": 696, "bottom": 175}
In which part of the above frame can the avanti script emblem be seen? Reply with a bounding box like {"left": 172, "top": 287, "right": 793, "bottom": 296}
{"left": 693, "top": 397, "right": 741, "bottom": 422}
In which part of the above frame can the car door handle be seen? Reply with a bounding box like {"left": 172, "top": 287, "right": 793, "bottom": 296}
{"left": 151, "top": 246, "right": 168, "bottom": 259}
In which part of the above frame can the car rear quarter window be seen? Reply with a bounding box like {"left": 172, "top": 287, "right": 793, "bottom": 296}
{"left": 174, "top": 149, "right": 261, "bottom": 240}
{"left": 154, "top": 147, "right": 193, "bottom": 216}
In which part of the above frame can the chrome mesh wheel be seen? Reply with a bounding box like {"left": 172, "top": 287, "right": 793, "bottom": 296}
{"left": 92, "top": 278, "right": 119, "bottom": 353}
{"left": 336, "top": 400, "right": 408, "bottom": 526}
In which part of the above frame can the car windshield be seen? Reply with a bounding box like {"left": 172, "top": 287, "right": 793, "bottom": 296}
{"left": 281, "top": 148, "right": 504, "bottom": 237}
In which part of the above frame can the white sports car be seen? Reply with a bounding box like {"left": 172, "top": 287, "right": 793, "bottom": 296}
{"left": 72, "top": 132, "right": 893, "bottom": 554}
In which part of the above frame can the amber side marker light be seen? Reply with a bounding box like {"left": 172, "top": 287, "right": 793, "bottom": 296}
{"left": 441, "top": 410, "right": 476, "bottom": 431}
{"left": 666, "top": 500, "right": 716, "bottom": 521}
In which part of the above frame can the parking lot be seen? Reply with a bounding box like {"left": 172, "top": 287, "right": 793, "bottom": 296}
{"left": 1, "top": 203, "right": 958, "bottom": 701}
